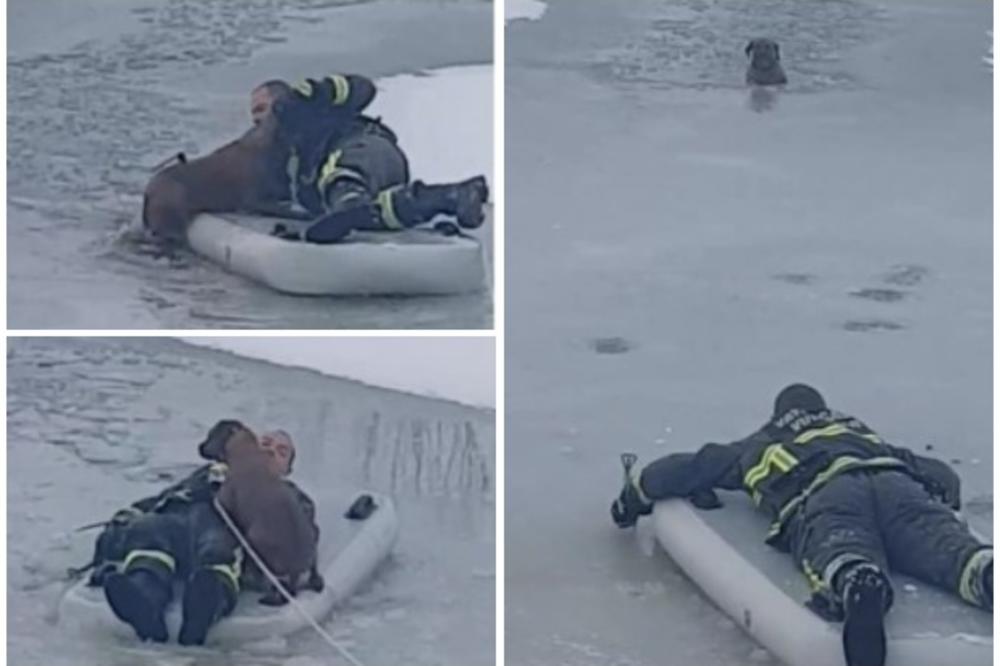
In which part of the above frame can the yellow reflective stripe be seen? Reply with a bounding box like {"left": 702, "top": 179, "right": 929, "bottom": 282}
{"left": 772, "top": 456, "right": 907, "bottom": 529}
{"left": 377, "top": 187, "right": 404, "bottom": 230}
{"left": 772, "top": 447, "right": 797, "bottom": 471}
{"left": 328, "top": 75, "right": 351, "bottom": 105}
{"left": 124, "top": 549, "right": 176, "bottom": 573}
{"left": 292, "top": 79, "right": 314, "bottom": 97}
{"left": 791, "top": 423, "right": 881, "bottom": 445}
{"left": 207, "top": 550, "right": 243, "bottom": 596}
{"left": 802, "top": 559, "right": 827, "bottom": 592}
{"left": 793, "top": 424, "right": 850, "bottom": 444}
{"left": 744, "top": 444, "right": 798, "bottom": 490}
{"left": 744, "top": 446, "right": 776, "bottom": 487}
{"left": 958, "top": 548, "right": 992, "bottom": 606}
{"left": 316, "top": 150, "right": 344, "bottom": 194}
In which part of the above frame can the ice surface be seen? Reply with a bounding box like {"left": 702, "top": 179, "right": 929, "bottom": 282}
{"left": 7, "top": 338, "right": 495, "bottom": 666}
{"left": 506, "top": 0, "right": 992, "bottom": 664}
{"left": 7, "top": 0, "right": 493, "bottom": 329}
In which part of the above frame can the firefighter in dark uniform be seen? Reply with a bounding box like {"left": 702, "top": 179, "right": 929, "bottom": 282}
{"left": 87, "top": 430, "right": 315, "bottom": 646}
{"left": 251, "top": 74, "right": 489, "bottom": 244}
{"left": 612, "top": 383, "right": 993, "bottom": 666}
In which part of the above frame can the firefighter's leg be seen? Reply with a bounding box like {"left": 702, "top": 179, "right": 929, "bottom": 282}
{"left": 303, "top": 176, "right": 381, "bottom": 244}
{"left": 178, "top": 503, "right": 242, "bottom": 646}
{"left": 377, "top": 177, "right": 490, "bottom": 230}
{"left": 103, "top": 512, "right": 185, "bottom": 642}
{"left": 300, "top": 134, "right": 405, "bottom": 242}
{"left": 337, "top": 133, "right": 488, "bottom": 230}
{"left": 787, "top": 472, "right": 891, "bottom": 666}
{"left": 875, "top": 470, "right": 993, "bottom": 611}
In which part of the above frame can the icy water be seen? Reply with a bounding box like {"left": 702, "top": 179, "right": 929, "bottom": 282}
{"left": 7, "top": 0, "right": 493, "bottom": 330}
{"left": 506, "top": 1, "right": 992, "bottom": 665}
{"left": 7, "top": 337, "right": 495, "bottom": 665}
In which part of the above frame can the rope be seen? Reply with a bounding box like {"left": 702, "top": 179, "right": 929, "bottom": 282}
{"left": 212, "top": 497, "right": 367, "bottom": 666}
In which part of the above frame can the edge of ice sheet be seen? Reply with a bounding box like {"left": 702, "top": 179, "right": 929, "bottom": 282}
{"left": 505, "top": 0, "right": 547, "bottom": 23}
{"left": 370, "top": 66, "right": 492, "bottom": 185}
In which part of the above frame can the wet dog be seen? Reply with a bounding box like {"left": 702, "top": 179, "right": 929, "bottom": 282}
{"left": 745, "top": 38, "right": 787, "bottom": 86}
{"left": 142, "top": 117, "right": 289, "bottom": 244}
{"left": 199, "top": 420, "right": 323, "bottom": 605}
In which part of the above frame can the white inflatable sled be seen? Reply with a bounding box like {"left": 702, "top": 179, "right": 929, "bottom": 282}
{"left": 652, "top": 493, "right": 992, "bottom": 666}
{"left": 187, "top": 213, "right": 487, "bottom": 296}
{"left": 58, "top": 491, "right": 398, "bottom": 645}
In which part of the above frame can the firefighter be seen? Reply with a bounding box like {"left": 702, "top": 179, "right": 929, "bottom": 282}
{"left": 612, "top": 383, "right": 992, "bottom": 666}
{"left": 87, "top": 429, "right": 314, "bottom": 645}
{"left": 251, "top": 74, "right": 489, "bottom": 243}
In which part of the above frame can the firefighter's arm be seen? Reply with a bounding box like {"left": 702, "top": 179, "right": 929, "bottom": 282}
{"left": 294, "top": 74, "right": 376, "bottom": 114}
{"left": 132, "top": 464, "right": 218, "bottom": 512}
{"left": 641, "top": 441, "right": 745, "bottom": 506}
{"left": 129, "top": 473, "right": 194, "bottom": 512}
{"left": 885, "top": 443, "right": 961, "bottom": 509}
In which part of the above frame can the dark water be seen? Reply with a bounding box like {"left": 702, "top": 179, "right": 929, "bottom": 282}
{"left": 7, "top": 0, "right": 493, "bottom": 329}
{"left": 7, "top": 337, "right": 495, "bottom": 665}
{"left": 506, "top": 1, "right": 991, "bottom": 664}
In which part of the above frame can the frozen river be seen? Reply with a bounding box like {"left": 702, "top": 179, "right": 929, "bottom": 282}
{"left": 8, "top": 0, "right": 493, "bottom": 329}
{"left": 505, "top": 1, "right": 992, "bottom": 664}
{"left": 7, "top": 337, "right": 495, "bottom": 665}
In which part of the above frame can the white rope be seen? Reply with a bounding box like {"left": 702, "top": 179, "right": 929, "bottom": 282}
{"left": 212, "top": 497, "right": 367, "bottom": 666}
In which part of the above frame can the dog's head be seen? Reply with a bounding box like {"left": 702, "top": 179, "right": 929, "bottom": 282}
{"left": 198, "top": 419, "right": 257, "bottom": 462}
{"left": 745, "top": 38, "right": 781, "bottom": 69}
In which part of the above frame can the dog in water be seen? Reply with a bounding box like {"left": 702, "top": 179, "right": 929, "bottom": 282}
{"left": 199, "top": 420, "right": 323, "bottom": 605}
{"left": 745, "top": 38, "right": 787, "bottom": 86}
{"left": 142, "top": 115, "right": 290, "bottom": 244}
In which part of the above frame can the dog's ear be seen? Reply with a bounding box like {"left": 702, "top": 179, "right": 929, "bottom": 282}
{"left": 198, "top": 420, "right": 234, "bottom": 462}
{"left": 745, "top": 40, "right": 755, "bottom": 57}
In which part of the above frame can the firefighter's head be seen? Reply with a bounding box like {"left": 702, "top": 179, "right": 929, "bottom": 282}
{"left": 773, "top": 383, "right": 826, "bottom": 418}
{"left": 250, "top": 79, "right": 293, "bottom": 126}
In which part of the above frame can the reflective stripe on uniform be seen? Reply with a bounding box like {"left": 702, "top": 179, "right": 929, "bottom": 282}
{"left": 293, "top": 79, "right": 314, "bottom": 97}
{"left": 208, "top": 462, "right": 229, "bottom": 485}
{"left": 327, "top": 75, "right": 351, "bottom": 105}
{"left": 765, "top": 455, "right": 908, "bottom": 539}
{"left": 377, "top": 186, "right": 405, "bottom": 230}
{"left": 958, "top": 548, "right": 992, "bottom": 607}
{"left": 209, "top": 549, "right": 243, "bottom": 596}
{"left": 802, "top": 559, "right": 826, "bottom": 592}
{"left": 286, "top": 152, "right": 301, "bottom": 206}
{"left": 744, "top": 444, "right": 799, "bottom": 491}
{"left": 316, "top": 150, "right": 344, "bottom": 194}
{"left": 792, "top": 423, "right": 882, "bottom": 445}
{"left": 747, "top": 423, "right": 883, "bottom": 510}
{"left": 124, "top": 549, "right": 176, "bottom": 573}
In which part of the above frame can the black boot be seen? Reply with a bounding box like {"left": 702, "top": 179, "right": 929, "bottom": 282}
{"left": 841, "top": 565, "right": 889, "bottom": 666}
{"left": 178, "top": 569, "right": 236, "bottom": 646}
{"left": 104, "top": 568, "right": 171, "bottom": 643}
{"left": 402, "top": 177, "right": 489, "bottom": 229}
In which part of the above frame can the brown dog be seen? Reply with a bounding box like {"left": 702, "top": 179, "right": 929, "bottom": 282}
{"left": 142, "top": 117, "right": 289, "bottom": 243}
{"left": 199, "top": 420, "right": 323, "bottom": 606}
{"left": 745, "top": 38, "right": 788, "bottom": 86}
